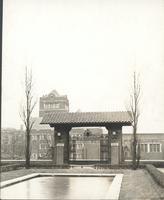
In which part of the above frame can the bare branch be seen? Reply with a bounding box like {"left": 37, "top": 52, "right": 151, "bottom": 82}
{"left": 20, "top": 67, "right": 37, "bottom": 169}
{"left": 125, "top": 71, "right": 141, "bottom": 169}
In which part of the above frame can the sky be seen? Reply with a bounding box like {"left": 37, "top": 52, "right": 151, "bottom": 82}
{"left": 2, "top": 0, "right": 164, "bottom": 133}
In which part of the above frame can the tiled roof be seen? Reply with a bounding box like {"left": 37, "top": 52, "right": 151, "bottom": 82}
{"left": 31, "top": 117, "right": 52, "bottom": 130}
{"left": 41, "top": 111, "right": 131, "bottom": 126}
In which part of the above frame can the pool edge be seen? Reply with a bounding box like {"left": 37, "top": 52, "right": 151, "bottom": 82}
{"left": 1, "top": 172, "right": 123, "bottom": 200}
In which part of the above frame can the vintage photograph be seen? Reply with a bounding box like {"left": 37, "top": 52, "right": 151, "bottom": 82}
{"left": 1, "top": 0, "right": 164, "bottom": 199}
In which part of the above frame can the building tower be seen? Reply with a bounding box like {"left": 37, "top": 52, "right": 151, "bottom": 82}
{"left": 39, "top": 90, "right": 69, "bottom": 117}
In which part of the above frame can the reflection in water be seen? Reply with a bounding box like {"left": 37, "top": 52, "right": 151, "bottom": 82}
{"left": 1, "top": 176, "right": 113, "bottom": 199}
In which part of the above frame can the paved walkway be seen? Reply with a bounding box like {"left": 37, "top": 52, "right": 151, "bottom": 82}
{"left": 1, "top": 167, "right": 164, "bottom": 199}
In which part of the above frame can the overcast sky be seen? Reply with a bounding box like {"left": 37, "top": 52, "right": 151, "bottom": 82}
{"left": 2, "top": 0, "right": 164, "bottom": 132}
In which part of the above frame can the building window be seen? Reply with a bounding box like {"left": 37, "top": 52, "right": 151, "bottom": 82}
{"left": 140, "top": 143, "right": 148, "bottom": 153}
{"left": 44, "top": 103, "right": 50, "bottom": 109}
{"left": 44, "top": 103, "right": 60, "bottom": 109}
{"left": 32, "top": 135, "right": 37, "bottom": 141}
{"left": 39, "top": 135, "right": 45, "bottom": 140}
{"left": 149, "top": 144, "right": 161, "bottom": 153}
{"left": 54, "top": 103, "right": 60, "bottom": 108}
{"left": 65, "top": 105, "right": 68, "bottom": 110}
{"left": 32, "top": 153, "right": 38, "bottom": 159}
{"left": 39, "top": 144, "right": 47, "bottom": 150}
{"left": 39, "top": 153, "right": 46, "bottom": 158}
{"left": 47, "top": 135, "right": 51, "bottom": 140}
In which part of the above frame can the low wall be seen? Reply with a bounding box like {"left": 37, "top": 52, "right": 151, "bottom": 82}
{"left": 146, "top": 164, "right": 164, "bottom": 188}
{"left": 125, "top": 160, "right": 164, "bottom": 168}
{"left": 0, "top": 161, "right": 70, "bottom": 172}
{"left": 1, "top": 164, "right": 25, "bottom": 172}
{"left": 94, "top": 164, "right": 145, "bottom": 169}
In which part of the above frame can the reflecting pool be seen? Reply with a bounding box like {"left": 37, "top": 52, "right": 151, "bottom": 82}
{"left": 1, "top": 176, "right": 114, "bottom": 199}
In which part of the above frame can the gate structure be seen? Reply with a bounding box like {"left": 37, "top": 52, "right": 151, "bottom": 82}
{"left": 41, "top": 111, "right": 131, "bottom": 165}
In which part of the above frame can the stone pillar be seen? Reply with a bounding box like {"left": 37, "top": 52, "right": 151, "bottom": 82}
{"left": 53, "top": 126, "right": 71, "bottom": 165}
{"left": 118, "top": 128, "right": 123, "bottom": 163}
{"left": 53, "top": 128, "right": 58, "bottom": 164}
{"left": 106, "top": 127, "right": 112, "bottom": 164}
{"left": 106, "top": 126, "right": 123, "bottom": 165}
{"left": 63, "top": 129, "right": 70, "bottom": 164}
{"left": 56, "top": 143, "right": 64, "bottom": 165}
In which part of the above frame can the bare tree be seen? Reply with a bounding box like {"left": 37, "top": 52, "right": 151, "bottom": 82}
{"left": 127, "top": 72, "right": 141, "bottom": 169}
{"left": 20, "top": 67, "right": 37, "bottom": 169}
{"left": 41, "top": 135, "right": 53, "bottom": 159}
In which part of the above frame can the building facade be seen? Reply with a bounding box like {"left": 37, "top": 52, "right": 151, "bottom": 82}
{"left": 31, "top": 89, "right": 69, "bottom": 159}
{"left": 1, "top": 128, "right": 25, "bottom": 159}
{"left": 30, "top": 129, "right": 53, "bottom": 160}
{"left": 122, "top": 133, "right": 164, "bottom": 161}
{"left": 39, "top": 90, "right": 69, "bottom": 117}
{"left": 2, "top": 128, "right": 164, "bottom": 161}
{"left": 70, "top": 128, "right": 105, "bottom": 161}
{"left": 69, "top": 132, "right": 164, "bottom": 162}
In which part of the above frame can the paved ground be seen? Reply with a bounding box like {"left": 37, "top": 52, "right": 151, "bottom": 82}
{"left": 1, "top": 167, "right": 164, "bottom": 200}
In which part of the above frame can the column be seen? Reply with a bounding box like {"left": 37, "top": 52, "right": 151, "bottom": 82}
{"left": 64, "top": 132, "right": 70, "bottom": 164}
{"left": 106, "top": 126, "right": 112, "bottom": 164}
{"left": 109, "top": 126, "right": 122, "bottom": 165}
{"left": 54, "top": 126, "right": 71, "bottom": 165}
{"left": 53, "top": 128, "right": 58, "bottom": 164}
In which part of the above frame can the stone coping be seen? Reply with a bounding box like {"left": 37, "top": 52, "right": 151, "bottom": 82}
{"left": 0, "top": 173, "right": 39, "bottom": 188}
{"left": 157, "top": 168, "right": 164, "bottom": 173}
{"left": 0, "top": 173, "right": 123, "bottom": 200}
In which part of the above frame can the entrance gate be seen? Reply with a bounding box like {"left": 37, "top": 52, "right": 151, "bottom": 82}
{"left": 41, "top": 112, "right": 131, "bottom": 165}
{"left": 69, "top": 128, "right": 109, "bottom": 164}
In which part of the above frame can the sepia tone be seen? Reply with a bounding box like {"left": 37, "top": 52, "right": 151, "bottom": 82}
{"left": 1, "top": 0, "right": 164, "bottom": 199}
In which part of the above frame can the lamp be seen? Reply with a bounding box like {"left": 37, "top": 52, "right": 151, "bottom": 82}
{"left": 57, "top": 132, "right": 61, "bottom": 137}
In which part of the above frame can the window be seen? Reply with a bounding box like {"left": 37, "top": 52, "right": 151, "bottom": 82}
{"left": 102, "top": 152, "right": 108, "bottom": 160}
{"left": 55, "top": 103, "right": 60, "bottom": 108}
{"left": 39, "top": 153, "right": 46, "bottom": 158}
{"left": 149, "top": 144, "right": 161, "bottom": 153}
{"left": 44, "top": 103, "right": 55, "bottom": 109}
{"left": 140, "top": 144, "right": 148, "bottom": 153}
{"left": 65, "top": 105, "right": 68, "bottom": 110}
{"left": 32, "top": 153, "right": 38, "bottom": 159}
{"left": 47, "top": 135, "right": 51, "bottom": 140}
{"left": 32, "top": 135, "right": 37, "bottom": 141}
{"left": 39, "top": 144, "right": 47, "bottom": 149}
{"left": 39, "top": 135, "right": 44, "bottom": 140}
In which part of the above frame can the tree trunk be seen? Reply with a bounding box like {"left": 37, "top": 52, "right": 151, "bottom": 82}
{"left": 136, "top": 143, "right": 140, "bottom": 168}
{"left": 25, "top": 128, "right": 30, "bottom": 169}
{"left": 132, "top": 126, "right": 137, "bottom": 170}
{"left": 132, "top": 141, "right": 137, "bottom": 169}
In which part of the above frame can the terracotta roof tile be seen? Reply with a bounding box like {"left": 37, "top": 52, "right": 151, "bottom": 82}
{"left": 41, "top": 111, "right": 131, "bottom": 126}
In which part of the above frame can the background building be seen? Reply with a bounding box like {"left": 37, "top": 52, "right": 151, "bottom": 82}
{"left": 31, "top": 89, "right": 69, "bottom": 159}
{"left": 70, "top": 128, "right": 105, "bottom": 161}
{"left": 39, "top": 90, "right": 69, "bottom": 117}
{"left": 123, "top": 133, "right": 164, "bottom": 161}
{"left": 1, "top": 128, "right": 25, "bottom": 159}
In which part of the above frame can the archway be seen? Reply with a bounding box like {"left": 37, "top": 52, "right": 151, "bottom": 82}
{"left": 41, "top": 111, "right": 131, "bottom": 165}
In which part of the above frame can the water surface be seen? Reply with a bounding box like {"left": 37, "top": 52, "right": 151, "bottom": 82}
{"left": 1, "top": 176, "right": 113, "bottom": 199}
